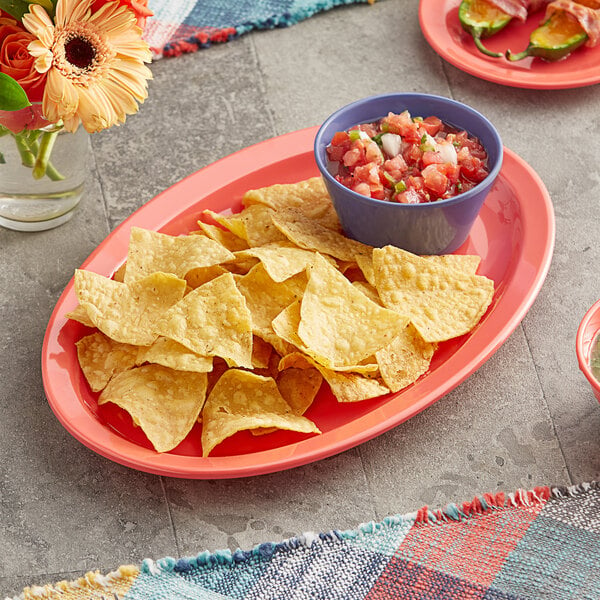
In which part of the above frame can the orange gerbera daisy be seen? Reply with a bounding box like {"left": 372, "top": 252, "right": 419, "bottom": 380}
{"left": 22, "top": 0, "right": 152, "bottom": 133}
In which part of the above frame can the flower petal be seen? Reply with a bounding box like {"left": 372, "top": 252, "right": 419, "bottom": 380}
{"left": 22, "top": 5, "right": 55, "bottom": 44}
{"left": 56, "top": 0, "right": 93, "bottom": 27}
{"left": 28, "top": 40, "right": 53, "bottom": 72}
{"left": 62, "top": 112, "right": 81, "bottom": 132}
{"left": 78, "top": 84, "right": 122, "bottom": 131}
{"left": 43, "top": 67, "right": 79, "bottom": 123}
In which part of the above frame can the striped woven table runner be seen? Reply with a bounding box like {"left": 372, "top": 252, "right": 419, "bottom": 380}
{"left": 9, "top": 481, "right": 600, "bottom": 599}
{"left": 144, "top": 0, "right": 376, "bottom": 58}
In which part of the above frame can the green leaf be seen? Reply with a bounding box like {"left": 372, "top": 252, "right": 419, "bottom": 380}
{"left": 0, "top": 72, "right": 31, "bottom": 111}
{"left": 0, "top": 0, "right": 31, "bottom": 20}
{"left": 28, "top": 0, "right": 54, "bottom": 9}
{"left": 0, "top": 0, "right": 55, "bottom": 20}
{"left": 28, "top": 0, "right": 55, "bottom": 18}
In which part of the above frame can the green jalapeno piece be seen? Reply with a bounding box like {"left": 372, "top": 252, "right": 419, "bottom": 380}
{"left": 506, "top": 9, "right": 588, "bottom": 61}
{"left": 459, "top": 0, "right": 513, "bottom": 58}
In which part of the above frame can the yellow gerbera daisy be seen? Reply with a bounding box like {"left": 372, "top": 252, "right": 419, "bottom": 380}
{"left": 23, "top": 0, "right": 152, "bottom": 133}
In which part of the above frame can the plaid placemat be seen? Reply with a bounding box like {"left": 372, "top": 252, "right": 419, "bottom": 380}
{"left": 144, "top": 0, "right": 376, "bottom": 58}
{"left": 10, "top": 481, "right": 600, "bottom": 599}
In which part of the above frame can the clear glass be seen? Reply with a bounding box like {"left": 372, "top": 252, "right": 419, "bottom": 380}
{"left": 0, "top": 125, "right": 89, "bottom": 231}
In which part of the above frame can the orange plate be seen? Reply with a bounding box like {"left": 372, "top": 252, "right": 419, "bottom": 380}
{"left": 419, "top": 0, "right": 600, "bottom": 89}
{"left": 42, "top": 126, "right": 554, "bottom": 479}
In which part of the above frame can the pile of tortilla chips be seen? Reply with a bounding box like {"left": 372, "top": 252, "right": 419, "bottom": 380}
{"left": 68, "top": 177, "right": 495, "bottom": 456}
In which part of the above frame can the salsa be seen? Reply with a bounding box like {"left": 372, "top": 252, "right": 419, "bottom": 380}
{"left": 326, "top": 110, "right": 490, "bottom": 203}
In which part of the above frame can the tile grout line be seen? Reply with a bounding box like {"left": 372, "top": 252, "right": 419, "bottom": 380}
{"left": 520, "top": 321, "right": 574, "bottom": 484}
{"left": 88, "top": 137, "right": 112, "bottom": 234}
{"left": 357, "top": 445, "right": 383, "bottom": 523}
{"left": 159, "top": 476, "right": 182, "bottom": 557}
{"left": 440, "top": 59, "right": 455, "bottom": 100}
{"left": 249, "top": 33, "right": 280, "bottom": 139}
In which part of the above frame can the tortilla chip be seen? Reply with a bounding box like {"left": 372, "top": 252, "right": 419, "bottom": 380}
{"left": 112, "top": 263, "right": 127, "bottom": 283}
{"left": 272, "top": 302, "right": 310, "bottom": 352}
{"left": 355, "top": 252, "right": 376, "bottom": 286}
{"left": 338, "top": 263, "right": 367, "bottom": 284}
{"left": 65, "top": 304, "right": 95, "bottom": 327}
{"left": 298, "top": 254, "right": 410, "bottom": 368}
{"left": 272, "top": 301, "right": 378, "bottom": 374}
{"left": 271, "top": 207, "right": 372, "bottom": 263}
{"left": 251, "top": 335, "right": 273, "bottom": 370}
{"left": 99, "top": 365, "right": 207, "bottom": 453}
{"left": 76, "top": 332, "right": 138, "bottom": 392}
{"left": 256, "top": 330, "right": 298, "bottom": 360}
{"left": 195, "top": 220, "right": 250, "bottom": 252}
{"left": 201, "top": 369, "right": 320, "bottom": 456}
{"left": 136, "top": 337, "right": 213, "bottom": 373}
{"left": 375, "top": 324, "right": 436, "bottom": 392}
{"left": 236, "top": 262, "right": 305, "bottom": 341}
{"left": 203, "top": 204, "right": 287, "bottom": 247}
{"left": 201, "top": 209, "right": 245, "bottom": 239}
{"left": 242, "top": 177, "right": 340, "bottom": 230}
{"left": 207, "top": 358, "right": 229, "bottom": 397}
{"left": 352, "top": 280, "right": 382, "bottom": 305}
{"left": 277, "top": 351, "right": 314, "bottom": 371}
{"left": 74, "top": 270, "right": 187, "bottom": 346}
{"left": 356, "top": 252, "right": 480, "bottom": 287}
{"left": 277, "top": 367, "right": 322, "bottom": 415}
{"left": 185, "top": 265, "right": 228, "bottom": 289}
{"left": 154, "top": 272, "right": 253, "bottom": 368}
{"left": 319, "top": 367, "right": 390, "bottom": 403}
{"left": 222, "top": 255, "right": 260, "bottom": 275}
{"left": 422, "top": 254, "right": 481, "bottom": 275}
{"left": 279, "top": 352, "right": 389, "bottom": 403}
{"left": 373, "top": 246, "right": 494, "bottom": 343}
{"left": 235, "top": 241, "right": 327, "bottom": 282}
{"left": 124, "top": 227, "right": 234, "bottom": 283}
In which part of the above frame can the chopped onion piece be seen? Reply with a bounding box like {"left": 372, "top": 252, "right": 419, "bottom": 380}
{"left": 381, "top": 133, "right": 402, "bottom": 157}
{"left": 437, "top": 141, "right": 457, "bottom": 164}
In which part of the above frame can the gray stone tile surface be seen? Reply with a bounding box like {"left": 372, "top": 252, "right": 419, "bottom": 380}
{"left": 165, "top": 452, "right": 375, "bottom": 558}
{"left": 1, "top": 0, "right": 599, "bottom": 596}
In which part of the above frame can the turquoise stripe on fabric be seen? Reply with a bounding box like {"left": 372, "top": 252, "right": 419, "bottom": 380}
{"left": 342, "top": 515, "right": 415, "bottom": 556}
{"left": 126, "top": 566, "right": 235, "bottom": 599}
{"left": 492, "top": 516, "right": 600, "bottom": 598}
{"left": 177, "top": 0, "right": 373, "bottom": 32}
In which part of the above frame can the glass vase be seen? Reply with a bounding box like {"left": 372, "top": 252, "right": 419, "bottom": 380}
{"left": 0, "top": 125, "right": 90, "bottom": 232}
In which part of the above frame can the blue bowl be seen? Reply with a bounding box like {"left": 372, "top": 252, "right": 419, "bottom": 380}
{"left": 314, "top": 93, "right": 503, "bottom": 255}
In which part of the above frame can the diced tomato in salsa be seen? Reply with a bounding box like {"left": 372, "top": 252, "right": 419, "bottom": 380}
{"left": 422, "top": 151, "right": 444, "bottom": 166}
{"left": 420, "top": 115, "right": 443, "bottom": 136}
{"left": 326, "top": 110, "right": 489, "bottom": 203}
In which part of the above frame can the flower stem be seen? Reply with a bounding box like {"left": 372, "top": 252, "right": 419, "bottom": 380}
{"left": 26, "top": 129, "right": 41, "bottom": 145}
{"left": 14, "top": 133, "right": 36, "bottom": 168}
{"left": 33, "top": 130, "right": 60, "bottom": 180}
{"left": 44, "top": 161, "right": 66, "bottom": 181}
{"left": 29, "top": 134, "right": 65, "bottom": 181}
